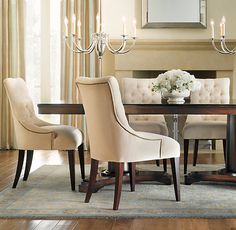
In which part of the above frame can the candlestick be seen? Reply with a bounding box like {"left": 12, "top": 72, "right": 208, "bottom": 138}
{"left": 133, "top": 19, "right": 137, "bottom": 38}
{"left": 96, "top": 15, "right": 100, "bottom": 33}
{"left": 122, "top": 16, "right": 127, "bottom": 35}
{"left": 64, "top": 17, "right": 68, "bottom": 37}
{"left": 77, "top": 20, "right": 81, "bottom": 38}
{"left": 221, "top": 16, "right": 226, "bottom": 37}
{"left": 210, "top": 20, "right": 214, "bottom": 39}
{"left": 72, "top": 14, "right": 76, "bottom": 34}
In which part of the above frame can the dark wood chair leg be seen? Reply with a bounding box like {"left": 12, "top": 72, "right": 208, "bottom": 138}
{"left": 23, "top": 150, "right": 34, "bottom": 181}
{"left": 78, "top": 143, "right": 85, "bottom": 180}
{"left": 85, "top": 159, "right": 99, "bottom": 203}
{"left": 223, "top": 139, "right": 226, "bottom": 163}
{"left": 170, "top": 157, "right": 180, "bottom": 202}
{"left": 184, "top": 139, "right": 189, "bottom": 174}
{"left": 155, "top": 160, "right": 160, "bottom": 167}
{"left": 12, "top": 150, "right": 25, "bottom": 188}
{"left": 212, "top": 139, "right": 216, "bottom": 150}
{"left": 113, "top": 162, "right": 124, "bottom": 210}
{"left": 193, "top": 139, "right": 199, "bottom": 166}
{"left": 128, "top": 162, "right": 135, "bottom": 192}
{"left": 163, "top": 159, "right": 167, "bottom": 172}
{"left": 68, "top": 150, "right": 75, "bottom": 191}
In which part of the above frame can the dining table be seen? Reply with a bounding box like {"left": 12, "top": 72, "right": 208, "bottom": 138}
{"left": 38, "top": 101, "right": 236, "bottom": 191}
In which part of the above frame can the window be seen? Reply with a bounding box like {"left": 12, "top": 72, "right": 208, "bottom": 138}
{"left": 25, "top": 0, "right": 61, "bottom": 122}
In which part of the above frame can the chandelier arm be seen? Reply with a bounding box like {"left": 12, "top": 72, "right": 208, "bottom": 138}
{"left": 65, "top": 39, "right": 96, "bottom": 54}
{"left": 73, "top": 40, "right": 97, "bottom": 53}
{"left": 72, "top": 36, "right": 97, "bottom": 53}
{"left": 113, "top": 38, "right": 136, "bottom": 54}
{"left": 211, "top": 39, "right": 229, "bottom": 54}
{"left": 106, "top": 37, "right": 127, "bottom": 53}
{"left": 221, "top": 39, "right": 236, "bottom": 53}
{"left": 220, "top": 39, "right": 232, "bottom": 54}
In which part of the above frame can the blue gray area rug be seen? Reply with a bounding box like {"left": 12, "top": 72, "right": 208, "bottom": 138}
{"left": 0, "top": 164, "right": 236, "bottom": 219}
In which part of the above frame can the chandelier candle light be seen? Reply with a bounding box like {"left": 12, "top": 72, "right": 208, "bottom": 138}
{"left": 211, "top": 16, "right": 236, "bottom": 54}
{"left": 64, "top": 0, "right": 137, "bottom": 77}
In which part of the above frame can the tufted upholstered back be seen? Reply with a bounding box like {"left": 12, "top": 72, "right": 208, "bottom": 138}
{"left": 190, "top": 78, "right": 230, "bottom": 104}
{"left": 186, "top": 78, "right": 230, "bottom": 123}
{"left": 122, "top": 78, "right": 162, "bottom": 104}
{"left": 121, "top": 78, "right": 165, "bottom": 123}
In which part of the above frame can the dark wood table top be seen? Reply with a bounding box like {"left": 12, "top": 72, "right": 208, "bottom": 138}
{"left": 38, "top": 101, "right": 236, "bottom": 115}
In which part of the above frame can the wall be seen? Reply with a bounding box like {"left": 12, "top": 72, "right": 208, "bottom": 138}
{"left": 101, "top": 0, "right": 236, "bottom": 98}
{"left": 102, "top": 0, "right": 236, "bottom": 39}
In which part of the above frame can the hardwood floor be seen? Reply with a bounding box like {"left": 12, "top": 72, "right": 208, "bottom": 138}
{"left": 0, "top": 149, "right": 236, "bottom": 230}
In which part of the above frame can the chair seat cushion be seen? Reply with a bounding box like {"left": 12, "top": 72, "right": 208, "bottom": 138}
{"left": 182, "top": 121, "right": 226, "bottom": 139}
{"left": 43, "top": 125, "right": 83, "bottom": 150}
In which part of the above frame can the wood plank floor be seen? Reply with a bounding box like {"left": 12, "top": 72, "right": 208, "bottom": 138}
{"left": 0, "top": 149, "right": 236, "bottom": 230}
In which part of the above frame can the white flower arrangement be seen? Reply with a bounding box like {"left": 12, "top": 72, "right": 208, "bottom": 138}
{"left": 152, "top": 69, "right": 201, "bottom": 95}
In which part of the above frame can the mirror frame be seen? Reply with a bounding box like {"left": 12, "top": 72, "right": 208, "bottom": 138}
{"left": 142, "top": 0, "right": 207, "bottom": 28}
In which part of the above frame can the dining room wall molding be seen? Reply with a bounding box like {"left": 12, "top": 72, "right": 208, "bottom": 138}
{"left": 103, "top": 39, "right": 236, "bottom": 98}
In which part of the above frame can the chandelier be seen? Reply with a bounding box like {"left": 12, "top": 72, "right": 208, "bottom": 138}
{"left": 211, "top": 16, "right": 236, "bottom": 54}
{"left": 64, "top": 0, "right": 137, "bottom": 77}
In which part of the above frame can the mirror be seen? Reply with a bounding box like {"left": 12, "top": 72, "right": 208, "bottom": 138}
{"left": 142, "top": 0, "right": 207, "bottom": 28}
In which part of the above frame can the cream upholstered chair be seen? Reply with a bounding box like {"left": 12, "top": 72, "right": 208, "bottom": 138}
{"left": 4, "top": 78, "right": 84, "bottom": 191}
{"left": 76, "top": 76, "right": 180, "bottom": 210}
{"left": 182, "top": 78, "right": 230, "bottom": 174}
{"left": 121, "top": 77, "right": 169, "bottom": 170}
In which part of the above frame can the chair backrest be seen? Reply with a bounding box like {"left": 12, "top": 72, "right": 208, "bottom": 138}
{"left": 122, "top": 78, "right": 162, "bottom": 104}
{"left": 187, "top": 78, "right": 230, "bottom": 122}
{"left": 76, "top": 76, "right": 136, "bottom": 162}
{"left": 190, "top": 78, "right": 230, "bottom": 104}
{"left": 121, "top": 78, "right": 165, "bottom": 122}
{"left": 4, "top": 78, "right": 37, "bottom": 124}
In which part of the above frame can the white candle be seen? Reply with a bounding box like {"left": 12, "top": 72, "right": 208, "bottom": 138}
{"left": 101, "top": 23, "right": 105, "bottom": 32}
{"left": 221, "top": 16, "right": 226, "bottom": 37}
{"left": 133, "top": 19, "right": 137, "bottom": 37}
{"left": 96, "top": 15, "right": 100, "bottom": 33}
{"left": 220, "top": 23, "right": 223, "bottom": 37}
{"left": 72, "top": 14, "right": 76, "bottom": 34}
{"left": 77, "top": 20, "right": 81, "bottom": 38}
{"left": 64, "top": 17, "right": 68, "bottom": 36}
{"left": 210, "top": 20, "right": 214, "bottom": 39}
{"left": 122, "top": 16, "right": 127, "bottom": 35}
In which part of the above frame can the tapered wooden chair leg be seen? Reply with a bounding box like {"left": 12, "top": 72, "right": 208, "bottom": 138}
{"left": 193, "top": 139, "right": 199, "bottom": 166}
{"left": 184, "top": 139, "right": 189, "bottom": 174}
{"left": 223, "top": 139, "right": 226, "bottom": 163}
{"left": 68, "top": 150, "right": 75, "bottom": 191}
{"left": 85, "top": 159, "right": 99, "bottom": 203}
{"left": 23, "top": 150, "right": 34, "bottom": 181}
{"left": 128, "top": 162, "right": 135, "bottom": 192}
{"left": 113, "top": 162, "right": 124, "bottom": 210}
{"left": 170, "top": 157, "right": 180, "bottom": 202}
{"left": 163, "top": 159, "right": 167, "bottom": 172}
{"left": 78, "top": 143, "right": 85, "bottom": 180}
{"left": 13, "top": 150, "right": 25, "bottom": 188}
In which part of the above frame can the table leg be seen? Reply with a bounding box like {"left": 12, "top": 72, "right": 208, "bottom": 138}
{"left": 185, "top": 114, "right": 236, "bottom": 184}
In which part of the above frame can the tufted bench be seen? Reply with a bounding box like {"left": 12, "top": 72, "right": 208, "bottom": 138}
{"left": 182, "top": 78, "right": 230, "bottom": 174}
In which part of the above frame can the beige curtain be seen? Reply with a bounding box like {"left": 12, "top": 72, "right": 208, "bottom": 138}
{"left": 0, "top": 0, "right": 25, "bottom": 149}
{"left": 60, "top": 0, "right": 99, "bottom": 148}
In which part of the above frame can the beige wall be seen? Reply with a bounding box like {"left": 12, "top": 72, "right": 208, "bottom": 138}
{"left": 102, "top": 0, "right": 236, "bottom": 39}
{"left": 102, "top": 0, "right": 236, "bottom": 78}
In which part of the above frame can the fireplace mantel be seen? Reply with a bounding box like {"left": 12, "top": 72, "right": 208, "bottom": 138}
{"left": 113, "top": 39, "right": 236, "bottom": 97}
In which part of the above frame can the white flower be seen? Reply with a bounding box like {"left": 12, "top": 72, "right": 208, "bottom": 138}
{"left": 152, "top": 69, "right": 201, "bottom": 94}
